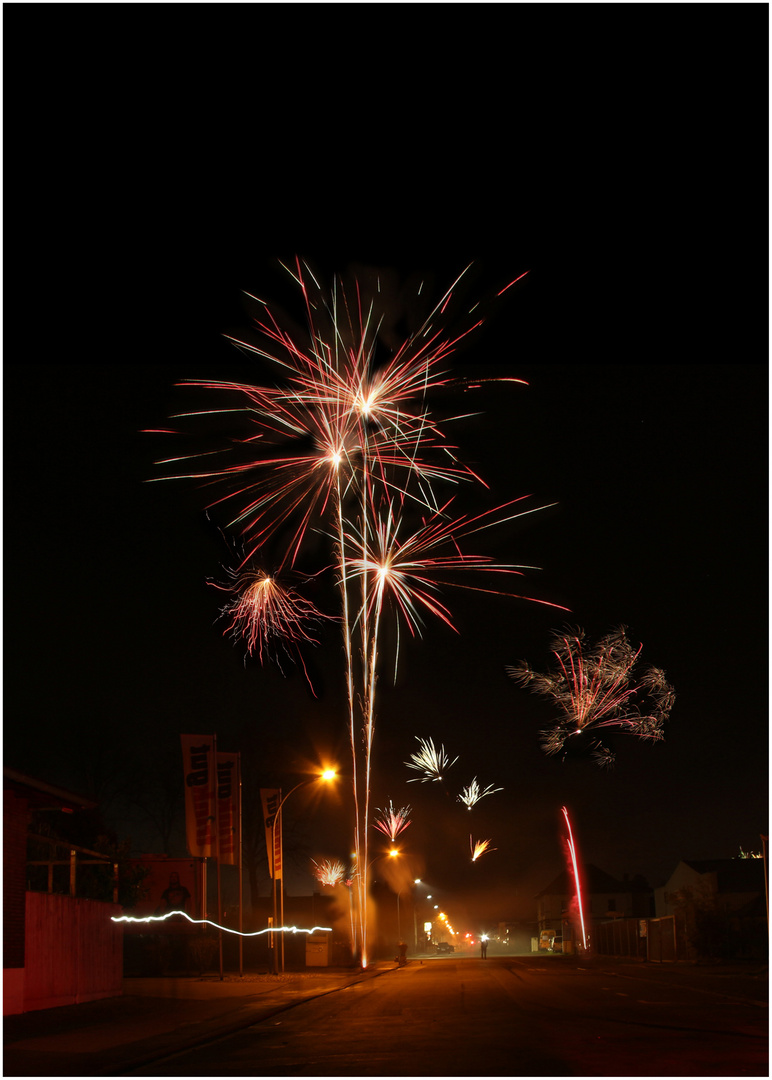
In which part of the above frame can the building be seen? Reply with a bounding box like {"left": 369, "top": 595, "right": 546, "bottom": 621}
{"left": 4, "top": 767, "right": 123, "bottom": 1014}
{"left": 653, "top": 858, "right": 767, "bottom": 961}
{"left": 535, "top": 863, "right": 653, "bottom": 953}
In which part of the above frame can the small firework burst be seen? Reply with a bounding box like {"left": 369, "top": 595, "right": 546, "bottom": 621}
{"left": 508, "top": 626, "right": 675, "bottom": 767}
{"left": 373, "top": 801, "right": 412, "bottom": 841}
{"left": 311, "top": 858, "right": 346, "bottom": 887}
{"left": 405, "top": 736, "right": 459, "bottom": 783}
{"left": 212, "top": 565, "right": 333, "bottom": 673}
{"left": 457, "top": 778, "right": 504, "bottom": 810}
{"left": 470, "top": 836, "right": 496, "bottom": 862}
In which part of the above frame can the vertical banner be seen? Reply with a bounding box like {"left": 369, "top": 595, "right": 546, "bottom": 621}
{"left": 216, "top": 752, "right": 240, "bottom": 866}
{"left": 260, "top": 788, "right": 282, "bottom": 880}
{"left": 181, "top": 735, "right": 216, "bottom": 858}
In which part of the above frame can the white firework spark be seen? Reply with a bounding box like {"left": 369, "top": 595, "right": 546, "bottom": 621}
{"left": 405, "top": 736, "right": 459, "bottom": 783}
{"left": 457, "top": 778, "right": 504, "bottom": 809}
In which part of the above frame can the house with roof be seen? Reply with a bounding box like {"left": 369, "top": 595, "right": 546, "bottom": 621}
{"left": 653, "top": 858, "right": 767, "bottom": 960}
{"left": 655, "top": 857, "right": 766, "bottom": 917}
{"left": 536, "top": 863, "right": 653, "bottom": 953}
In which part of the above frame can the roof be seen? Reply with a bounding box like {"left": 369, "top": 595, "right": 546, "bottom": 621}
{"left": 679, "top": 858, "right": 766, "bottom": 894}
{"left": 536, "top": 863, "right": 644, "bottom": 898}
{"left": 3, "top": 767, "right": 97, "bottom": 811}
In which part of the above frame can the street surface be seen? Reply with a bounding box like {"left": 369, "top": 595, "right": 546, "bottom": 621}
{"left": 126, "top": 955, "right": 768, "bottom": 1077}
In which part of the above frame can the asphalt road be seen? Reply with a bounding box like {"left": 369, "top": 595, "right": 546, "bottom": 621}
{"left": 125, "top": 955, "right": 768, "bottom": 1077}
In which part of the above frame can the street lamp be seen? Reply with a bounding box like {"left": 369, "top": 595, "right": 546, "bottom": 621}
{"left": 411, "top": 879, "right": 430, "bottom": 950}
{"left": 269, "top": 768, "right": 337, "bottom": 974}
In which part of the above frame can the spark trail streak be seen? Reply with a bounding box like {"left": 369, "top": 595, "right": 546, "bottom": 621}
{"left": 111, "top": 911, "right": 331, "bottom": 937}
{"left": 561, "top": 806, "right": 587, "bottom": 950}
{"left": 152, "top": 259, "right": 550, "bottom": 966}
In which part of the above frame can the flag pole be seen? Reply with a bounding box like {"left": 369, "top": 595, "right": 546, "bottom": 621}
{"left": 214, "top": 734, "right": 223, "bottom": 980}
{"left": 238, "top": 752, "right": 243, "bottom": 977}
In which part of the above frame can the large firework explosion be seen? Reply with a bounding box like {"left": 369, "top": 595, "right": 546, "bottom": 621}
{"left": 508, "top": 625, "right": 675, "bottom": 767}
{"left": 153, "top": 258, "right": 554, "bottom": 965}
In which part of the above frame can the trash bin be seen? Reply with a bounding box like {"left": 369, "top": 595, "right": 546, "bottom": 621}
{"left": 305, "top": 933, "right": 330, "bottom": 967}
{"left": 397, "top": 942, "right": 408, "bottom": 966}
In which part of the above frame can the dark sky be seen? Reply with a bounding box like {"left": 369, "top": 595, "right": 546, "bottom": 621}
{"left": 4, "top": 7, "right": 767, "bottom": 928}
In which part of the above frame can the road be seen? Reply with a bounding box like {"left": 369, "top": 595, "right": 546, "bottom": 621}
{"left": 126, "top": 955, "right": 768, "bottom": 1077}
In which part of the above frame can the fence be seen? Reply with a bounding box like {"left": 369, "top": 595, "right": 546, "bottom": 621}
{"left": 593, "top": 916, "right": 676, "bottom": 962}
{"left": 23, "top": 892, "right": 123, "bottom": 1011}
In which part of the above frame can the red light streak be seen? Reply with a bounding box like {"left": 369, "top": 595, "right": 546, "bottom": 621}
{"left": 561, "top": 806, "right": 587, "bottom": 951}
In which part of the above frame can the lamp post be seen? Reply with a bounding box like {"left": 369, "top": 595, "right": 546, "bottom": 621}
{"left": 411, "top": 879, "right": 428, "bottom": 950}
{"left": 397, "top": 877, "right": 422, "bottom": 948}
{"left": 269, "top": 769, "right": 336, "bottom": 975}
{"left": 365, "top": 848, "right": 399, "bottom": 960}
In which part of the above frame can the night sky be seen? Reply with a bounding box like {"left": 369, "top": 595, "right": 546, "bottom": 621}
{"left": 4, "top": 8, "right": 767, "bottom": 929}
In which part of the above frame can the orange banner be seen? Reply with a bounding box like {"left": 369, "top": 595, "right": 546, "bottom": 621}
{"left": 260, "top": 788, "right": 282, "bottom": 880}
{"left": 181, "top": 735, "right": 216, "bottom": 858}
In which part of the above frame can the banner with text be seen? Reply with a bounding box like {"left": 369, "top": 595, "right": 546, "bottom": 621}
{"left": 181, "top": 735, "right": 216, "bottom": 858}
{"left": 216, "top": 752, "right": 240, "bottom": 866}
{"left": 260, "top": 788, "right": 282, "bottom": 881}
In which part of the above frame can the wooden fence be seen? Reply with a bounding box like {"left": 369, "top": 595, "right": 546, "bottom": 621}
{"left": 593, "top": 916, "right": 676, "bottom": 961}
{"left": 23, "top": 892, "right": 123, "bottom": 1011}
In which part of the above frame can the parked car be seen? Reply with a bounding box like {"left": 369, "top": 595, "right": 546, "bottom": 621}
{"left": 550, "top": 936, "right": 563, "bottom": 953}
{"left": 435, "top": 942, "right": 455, "bottom": 954}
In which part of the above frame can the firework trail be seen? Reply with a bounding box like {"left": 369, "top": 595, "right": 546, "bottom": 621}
{"left": 508, "top": 625, "right": 675, "bottom": 766}
{"left": 470, "top": 836, "right": 496, "bottom": 862}
{"left": 561, "top": 806, "right": 587, "bottom": 950}
{"left": 311, "top": 858, "right": 347, "bottom": 887}
{"left": 405, "top": 736, "right": 459, "bottom": 783}
{"left": 151, "top": 258, "right": 552, "bottom": 965}
{"left": 373, "top": 801, "right": 412, "bottom": 841}
{"left": 457, "top": 778, "right": 504, "bottom": 809}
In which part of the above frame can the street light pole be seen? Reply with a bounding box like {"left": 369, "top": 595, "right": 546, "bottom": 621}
{"left": 269, "top": 770, "right": 336, "bottom": 975}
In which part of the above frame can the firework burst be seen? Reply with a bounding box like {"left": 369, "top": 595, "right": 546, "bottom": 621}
{"left": 458, "top": 778, "right": 504, "bottom": 810}
{"left": 470, "top": 836, "right": 496, "bottom": 862}
{"left": 312, "top": 858, "right": 346, "bottom": 888}
{"left": 211, "top": 565, "right": 333, "bottom": 677}
{"left": 405, "top": 736, "right": 459, "bottom": 783}
{"left": 373, "top": 801, "right": 412, "bottom": 841}
{"left": 508, "top": 625, "right": 675, "bottom": 766}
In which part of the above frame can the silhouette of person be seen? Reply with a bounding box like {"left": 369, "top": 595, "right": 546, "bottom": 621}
{"left": 480, "top": 938, "right": 488, "bottom": 958}
{"left": 156, "top": 871, "right": 191, "bottom": 914}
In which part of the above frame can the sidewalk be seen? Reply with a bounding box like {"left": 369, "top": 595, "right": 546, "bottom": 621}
{"left": 3, "top": 963, "right": 397, "bottom": 1077}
